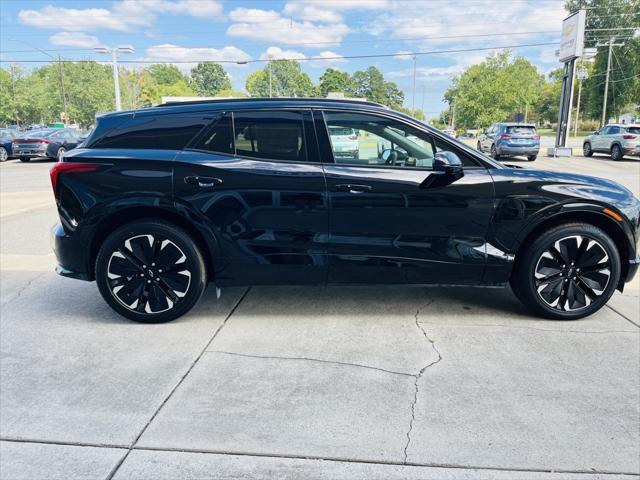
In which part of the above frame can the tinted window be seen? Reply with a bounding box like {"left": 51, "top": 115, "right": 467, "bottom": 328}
{"left": 233, "top": 110, "right": 307, "bottom": 162}
{"left": 190, "top": 113, "right": 233, "bottom": 154}
{"left": 92, "top": 114, "right": 206, "bottom": 149}
{"left": 506, "top": 126, "right": 536, "bottom": 135}
{"left": 627, "top": 127, "right": 640, "bottom": 134}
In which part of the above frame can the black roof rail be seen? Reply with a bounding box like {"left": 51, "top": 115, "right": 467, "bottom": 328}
{"left": 155, "top": 97, "right": 389, "bottom": 109}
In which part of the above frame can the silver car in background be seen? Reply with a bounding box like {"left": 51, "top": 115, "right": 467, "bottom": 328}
{"left": 583, "top": 124, "right": 640, "bottom": 161}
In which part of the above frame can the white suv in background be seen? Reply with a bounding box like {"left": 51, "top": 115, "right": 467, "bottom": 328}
{"left": 583, "top": 124, "right": 640, "bottom": 161}
{"left": 328, "top": 126, "right": 359, "bottom": 160}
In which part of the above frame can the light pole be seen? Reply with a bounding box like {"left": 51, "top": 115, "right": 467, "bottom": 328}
{"left": 94, "top": 45, "right": 134, "bottom": 111}
{"left": 411, "top": 55, "right": 417, "bottom": 112}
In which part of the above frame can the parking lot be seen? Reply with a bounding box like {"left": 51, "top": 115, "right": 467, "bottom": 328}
{"left": 0, "top": 150, "right": 638, "bottom": 479}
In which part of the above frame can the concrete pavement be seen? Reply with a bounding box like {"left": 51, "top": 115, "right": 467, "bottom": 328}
{"left": 0, "top": 156, "right": 638, "bottom": 479}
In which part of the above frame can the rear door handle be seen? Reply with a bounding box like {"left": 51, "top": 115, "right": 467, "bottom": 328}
{"left": 184, "top": 176, "right": 222, "bottom": 188}
{"left": 335, "top": 184, "right": 372, "bottom": 194}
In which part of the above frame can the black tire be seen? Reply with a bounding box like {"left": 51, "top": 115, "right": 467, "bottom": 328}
{"left": 583, "top": 142, "right": 593, "bottom": 157}
{"left": 490, "top": 144, "right": 500, "bottom": 160}
{"left": 95, "top": 220, "right": 207, "bottom": 323}
{"left": 0, "top": 147, "right": 8, "bottom": 162}
{"left": 477, "top": 141, "right": 482, "bottom": 151}
{"left": 611, "top": 144, "right": 622, "bottom": 161}
{"left": 19, "top": 157, "right": 30, "bottom": 163}
{"left": 527, "top": 155, "right": 537, "bottom": 161}
{"left": 511, "top": 222, "right": 620, "bottom": 320}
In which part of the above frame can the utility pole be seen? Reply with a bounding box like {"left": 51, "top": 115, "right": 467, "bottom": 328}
{"left": 574, "top": 65, "right": 587, "bottom": 136}
{"left": 268, "top": 55, "right": 273, "bottom": 98}
{"left": 411, "top": 55, "right": 417, "bottom": 112}
{"left": 597, "top": 36, "right": 624, "bottom": 127}
{"left": 58, "top": 56, "right": 68, "bottom": 125}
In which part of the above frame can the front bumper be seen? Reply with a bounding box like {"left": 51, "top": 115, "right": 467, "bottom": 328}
{"left": 628, "top": 255, "right": 640, "bottom": 283}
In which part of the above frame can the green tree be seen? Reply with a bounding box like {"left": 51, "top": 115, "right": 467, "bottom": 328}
{"left": 348, "top": 66, "right": 404, "bottom": 108}
{"left": 190, "top": 62, "right": 232, "bottom": 96}
{"left": 535, "top": 69, "right": 563, "bottom": 124}
{"left": 245, "top": 60, "right": 317, "bottom": 97}
{"left": 147, "top": 64, "right": 187, "bottom": 85}
{"left": 565, "top": 0, "right": 640, "bottom": 122}
{"left": 318, "top": 68, "right": 352, "bottom": 97}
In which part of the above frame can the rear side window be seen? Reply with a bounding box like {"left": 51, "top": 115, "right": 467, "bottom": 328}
{"left": 92, "top": 114, "right": 206, "bottom": 150}
{"left": 627, "top": 127, "right": 640, "bottom": 134}
{"left": 506, "top": 126, "right": 536, "bottom": 135}
{"left": 233, "top": 110, "right": 307, "bottom": 162}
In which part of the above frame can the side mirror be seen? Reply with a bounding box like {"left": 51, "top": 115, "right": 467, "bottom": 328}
{"left": 593, "top": 131, "right": 599, "bottom": 135}
{"left": 422, "top": 151, "right": 464, "bottom": 188}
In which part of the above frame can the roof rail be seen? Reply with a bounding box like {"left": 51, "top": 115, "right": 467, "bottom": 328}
{"left": 156, "top": 97, "right": 389, "bottom": 108}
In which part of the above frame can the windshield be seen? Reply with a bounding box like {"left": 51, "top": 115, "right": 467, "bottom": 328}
{"left": 20, "top": 129, "right": 55, "bottom": 138}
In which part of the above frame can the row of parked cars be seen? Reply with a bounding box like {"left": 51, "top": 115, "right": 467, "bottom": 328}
{"left": 0, "top": 128, "right": 85, "bottom": 162}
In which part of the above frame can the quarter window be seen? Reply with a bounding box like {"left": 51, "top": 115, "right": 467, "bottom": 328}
{"left": 190, "top": 113, "right": 234, "bottom": 155}
{"left": 232, "top": 110, "right": 307, "bottom": 162}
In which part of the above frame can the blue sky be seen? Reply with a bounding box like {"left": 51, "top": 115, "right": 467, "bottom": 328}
{"left": 0, "top": 0, "right": 569, "bottom": 116}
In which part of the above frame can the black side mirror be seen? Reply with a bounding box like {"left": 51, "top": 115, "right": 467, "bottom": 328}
{"left": 422, "top": 151, "right": 464, "bottom": 188}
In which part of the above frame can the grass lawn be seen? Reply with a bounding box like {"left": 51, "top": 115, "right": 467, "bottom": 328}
{"left": 538, "top": 128, "right": 593, "bottom": 138}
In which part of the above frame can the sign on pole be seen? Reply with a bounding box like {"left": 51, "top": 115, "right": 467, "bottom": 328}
{"left": 559, "top": 10, "right": 586, "bottom": 62}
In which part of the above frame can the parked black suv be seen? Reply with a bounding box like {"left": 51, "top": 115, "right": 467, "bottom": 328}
{"left": 51, "top": 98, "right": 640, "bottom": 322}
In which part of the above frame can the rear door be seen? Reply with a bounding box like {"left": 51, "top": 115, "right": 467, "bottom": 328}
{"left": 173, "top": 109, "right": 328, "bottom": 286}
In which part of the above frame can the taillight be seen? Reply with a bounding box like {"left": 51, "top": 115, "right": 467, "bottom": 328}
{"left": 40, "top": 139, "right": 50, "bottom": 144}
{"left": 623, "top": 134, "right": 637, "bottom": 139}
{"left": 348, "top": 135, "right": 357, "bottom": 140}
{"left": 499, "top": 134, "right": 511, "bottom": 139}
{"left": 50, "top": 162, "right": 99, "bottom": 200}
{"left": 532, "top": 135, "right": 540, "bottom": 140}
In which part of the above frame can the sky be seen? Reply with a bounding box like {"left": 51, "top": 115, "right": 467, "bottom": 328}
{"left": 0, "top": 0, "right": 570, "bottom": 116}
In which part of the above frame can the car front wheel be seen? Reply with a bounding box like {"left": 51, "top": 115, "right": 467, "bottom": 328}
{"left": 583, "top": 142, "right": 593, "bottom": 157}
{"left": 95, "top": 220, "right": 207, "bottom": 323}
{"left": 511, "top": 222, "right": 620, "bottom": 320}
{"left": 0, "top": 147, "right": 8, "bottom": 162}
{"left": 527, "top": 155, "right": 537, "bottom": 161}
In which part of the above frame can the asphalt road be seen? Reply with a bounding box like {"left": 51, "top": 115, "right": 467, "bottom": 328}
{"left": 0, "top": 153, "right": 638, "bottom": 480}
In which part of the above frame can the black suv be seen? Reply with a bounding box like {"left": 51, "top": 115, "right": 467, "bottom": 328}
{"left": 51, "top": 98, "right": 640, "bottom": 322}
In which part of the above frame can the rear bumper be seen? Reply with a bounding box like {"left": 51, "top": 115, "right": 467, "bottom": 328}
{"left": 623, "top": 145, "right": 640, "bottom": 156}
{"left": 497, "top": 145, "right": 540, "bottom": 156}
{"left": 51, "top": 223, "right": 93, "bottom": 281}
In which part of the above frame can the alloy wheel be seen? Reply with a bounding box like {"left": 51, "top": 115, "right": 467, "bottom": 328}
{"left": 611, "top": 145, "right": 622, "bottom": 161}
{"left": 107, "top": 234, "right": 192, "bottom": 314}
{"left": 534, "top": 235, "right": 611, "bottom": 312}
{"left": 0, "top": 147, "right": 7, "bottom": 162}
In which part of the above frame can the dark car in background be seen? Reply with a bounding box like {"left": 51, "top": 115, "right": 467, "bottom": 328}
{"left": 477, "top": 123, "right": 540, "bottom": 161}
{"left": 0, "top": 129, "right": 18, "bottom": 162}
{"left": 12, "top": 128, "right": 82, "bottom": 162}
{"left": 51, "top": 98, "right": 639, "bottom": 323}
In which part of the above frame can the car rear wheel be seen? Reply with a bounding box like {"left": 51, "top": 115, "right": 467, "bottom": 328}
{"left": 610, "top": 144, "right": 622, "bottom": 161}
{"left": 477, "top": 141, "right": 482, "bottom": 151}
{"left": 511, "top": 222, "right": 620, "bottom": 320}
{"left": 583, "top": 142, "right": 593, "bottom": 157}
{"left": 0, "top": 147, "right": 7, "bottom": 162}
{"left": 527, "top": 155, "right": 537, "bottom": 161}
{"left": 95, "top": 220, "right": 207, "bottom": 323}
{"left": 490, "top": 144, "right": 500, "bottom": 160}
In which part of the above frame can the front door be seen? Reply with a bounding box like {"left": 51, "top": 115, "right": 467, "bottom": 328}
{"left": 174, "top": 109, "right": 328, "bottom": 286}
{"left": 316, "top": 110, "right": 495, "bottom": 285}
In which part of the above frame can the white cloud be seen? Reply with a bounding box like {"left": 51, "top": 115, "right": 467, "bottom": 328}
{"left": 260, "top": 46, "right": 306, "bottom": 61}
{"left": 49, "top": 31, "right": 100, "bottom": 48}
{"left": 227, "top": 7, "right": 349, "bottom": 46}
{"left": 309, "top": 50, "right": 346, "bottom": 68}
{"left": 282, "top": 4, "right": 344, "bottom": 23}
{"left": 19, "top": 0, "right": 224, "bottom": 32}
{"left": 387, "top": 65, "right": 463, "bottom": 82}
{"left": 258, "top": 47, "right": 346, "bottom": 68}
{"left": 142, "top": 43, "right": 251, "bottom": 72}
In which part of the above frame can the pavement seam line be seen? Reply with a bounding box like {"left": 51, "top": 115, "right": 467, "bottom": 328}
{"left": 207, "top": 350, "right": 415, "bottom": 377}
{"left": 403, "top": 301, "right": 443, "bottom": 464}
{"left": 0, "top": 272, "right": 47, "bottom": 308}
{"left": 3, "top": 438, "right": 638, "bottom": 477}
{"left": 605, "top": 304, "right": 640, "bottom": 328}
{"left": 104, "top": 286, "right": 251, "bottom": 480}
{"left": 414, "top": 321, "right": 638, "bottom": 334}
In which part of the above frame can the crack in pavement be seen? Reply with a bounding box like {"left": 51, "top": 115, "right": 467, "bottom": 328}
{"left": 605, "top": 304, "right": 640, "bottom": 328}
{"left": 0, "top": 272, "right": 47, "bottom": 308}
{"left": 414, "top": 322, "right": 638, "bottom": 334}
{"left": 104, "top": 287, "right": 251, "bottom": 480}
{"left": 403, "top": 301, "right": 443, "bottom": 464}
{"left": 208, "top": 350, "right": 414, "bottom": 377}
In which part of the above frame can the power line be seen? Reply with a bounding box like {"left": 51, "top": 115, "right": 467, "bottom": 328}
{"left": 0, "top": 40, "right": 560, "bottom": 64}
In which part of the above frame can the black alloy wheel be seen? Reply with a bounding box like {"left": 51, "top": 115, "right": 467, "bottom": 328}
{"left": 511, "top": 223, "right": 620, "bottom": 320}
{"left": 96, "top": 220, "right": 206, "bottom": 322}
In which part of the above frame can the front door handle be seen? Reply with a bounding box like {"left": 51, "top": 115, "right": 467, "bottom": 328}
{"left": 335, "top": 184, "right": 372, "bottom": 194}
{"left": 184, "top": 176, "right": 222, "bottom": 188}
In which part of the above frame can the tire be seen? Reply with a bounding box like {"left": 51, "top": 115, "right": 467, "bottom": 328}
{"left": 95, "top": 220, "right": 207, "bottom": 323}
{"left": 610, "top": 144, "right": 622, "bottom": 161}
{"left": 527, "top": 155, "right": 537, "bottom": 161}
{"left": 510, "top": 222, "right": 621, "bottom": 320}
{"left": 0, "top": 147, "right": 8, "bottom": 162}
{"left": 19, "top": 157, "right": 30, "bottom": 163}
{"left": 477, "top": 141, "right": 482, "bottom": 151}
{"left": 583, "top": 142, "right": 593, "bottom": 157}
{"left": 490, "top": 144, "right": 500, "bottom": 160}
{"left": 56, "top": 147, "right": 66, "bottom": 162}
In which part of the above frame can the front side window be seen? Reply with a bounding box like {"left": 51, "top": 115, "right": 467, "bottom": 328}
{"left": 323, "top": 111, "right": 478, "bottom": 169}
{"left": 233, "top": 110, "right": 307, "bottom": 162}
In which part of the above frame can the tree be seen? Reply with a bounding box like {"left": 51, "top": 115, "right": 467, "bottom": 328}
{"left": 535, "top": 69, "right": 563, "bottom": 124}
{"left": 348, "top": 66, "right": 404, "bottom": 108}
{"left": 565, "top": 0, "right": 640, "bottom": 121}
{"left": 147, "top": 64, "right": 187, "bottom": 85}
{"left": 444, "top": 52, "right": 544, "bottom": 129}
{"left": 245, "top": 60, "right": 317, "bottom": 97}
{"left": 190, "top": 62, "right": 232, "bottom": 96}
{"left": 318, "top": 68, "right": 352, "bottom": 97}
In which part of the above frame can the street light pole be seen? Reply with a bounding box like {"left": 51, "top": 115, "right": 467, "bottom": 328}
{"left": 94, "top": 45, "right": 134, "bottom": 112}
{"left": 411, "top": 55, "right": 417, "bottom": 112}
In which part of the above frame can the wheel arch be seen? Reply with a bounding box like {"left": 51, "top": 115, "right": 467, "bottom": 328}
{"left": 89, "top": 206, "right": 217, "bottom": 282}
{"left": 514, "top": 209, "right": 631, "bottom": 290}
